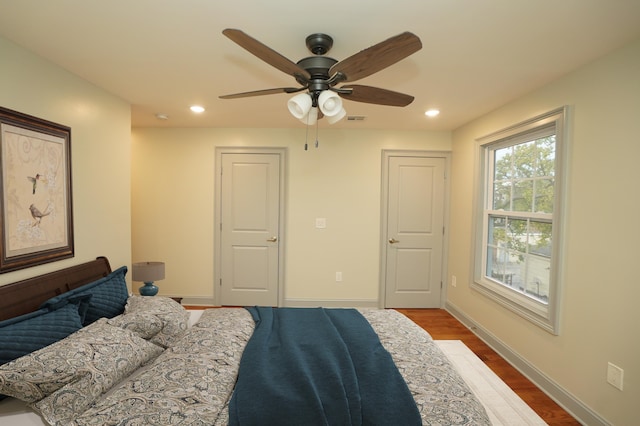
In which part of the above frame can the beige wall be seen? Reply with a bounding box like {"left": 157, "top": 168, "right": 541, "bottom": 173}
{"left": 448, "top": 38, "right": 640, "bottom": 424}
{"left": 131, "top": 128, "right": 450, "bottom": 303}
{"left": 0, "top": 36, "right": 132, "bottom": 287}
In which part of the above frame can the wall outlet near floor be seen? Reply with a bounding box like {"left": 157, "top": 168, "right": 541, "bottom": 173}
{"left": 451, "top": 275, "right": 457, "bottom": 287}
{"left": 607, "top": 362, "right": 624, "bottom": 390}
{"left": 335, "top": 272, "right": 343, "bottom": 282}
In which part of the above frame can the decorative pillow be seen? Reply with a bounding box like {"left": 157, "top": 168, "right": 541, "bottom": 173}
{"left": 108, "top": 311, "right": 164, "bottom": 340}
{"left": 0, "top": 303, "right": 83, "bottom": 365}
{"left": 30, "top": 320, "right": 164, "bottom": 425}
{"left": 40, "top": 293, "right": 93, "bottom": 324}
{"left": 115, "top": 296, "right": 190, "bottom": 348}
{"left": 40, "top": 266, "right": 129, "bottom": 325}
{"left": 0, "top": 318, "right": 162, "bottom": 405}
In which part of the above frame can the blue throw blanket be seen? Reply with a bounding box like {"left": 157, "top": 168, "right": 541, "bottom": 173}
{"left": 229, "top": 307, "right": 421, "bottom": 426}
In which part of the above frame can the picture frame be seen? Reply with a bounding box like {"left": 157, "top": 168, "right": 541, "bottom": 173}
{"left": 0, "top": 107, "right": 74, "bottom": 273}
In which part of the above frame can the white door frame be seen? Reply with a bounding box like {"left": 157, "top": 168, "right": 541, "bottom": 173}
{"left": 378, "top": 150, "right": 452, "bottom": 308}
{"left": 214, "top": 147, "right": 287, "bottom": 307}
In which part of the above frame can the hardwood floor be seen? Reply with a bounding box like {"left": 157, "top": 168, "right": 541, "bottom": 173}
{"left": 397, "top": 308, "right": 581, "bottom": 426}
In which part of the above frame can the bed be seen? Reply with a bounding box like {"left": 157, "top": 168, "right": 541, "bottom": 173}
{"left": 0, "top": 257, "right": 490, "bottom": 425}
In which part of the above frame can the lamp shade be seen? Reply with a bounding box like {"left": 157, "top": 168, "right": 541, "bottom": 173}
{"left": 318, "top": 90, "right": 343, "bottom": 117}
{"left": 132, "top": 261, "right": 165, "bottom": 282}
{"left": 287, "top": 93, "right": 312, "bottom": 119}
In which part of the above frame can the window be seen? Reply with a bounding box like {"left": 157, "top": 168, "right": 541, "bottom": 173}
{"left": 472, "top": 107, "right": 568, "bottom": 334}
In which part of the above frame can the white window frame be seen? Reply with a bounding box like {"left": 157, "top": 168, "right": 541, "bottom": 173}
{"left": 471, "top": 107, "right": 569, "bottom": 334}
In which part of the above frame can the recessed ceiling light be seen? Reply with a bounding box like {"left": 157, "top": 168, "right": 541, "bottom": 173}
{"left": 190, "top": 105, "right": 205, "bottom": 113}
{"left": 425, "top": 109, "right": 440, "bottom": 117}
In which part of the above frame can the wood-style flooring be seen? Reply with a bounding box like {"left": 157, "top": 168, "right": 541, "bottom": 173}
{"left": 397, "top": 308, "right": 581, "bottom": 425}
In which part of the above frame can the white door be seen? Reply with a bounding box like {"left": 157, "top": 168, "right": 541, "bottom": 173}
{"left": 218, "top": 151, "right": 282, "bottom": 306}
{"left": 383, "top": 155, "right": 446, "bottom": 308}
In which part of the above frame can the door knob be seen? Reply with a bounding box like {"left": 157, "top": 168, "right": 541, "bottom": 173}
{"left": 267, "top": 236, "right": 278, "bottom": 242}
{"left": 388, "top": 238, "right": 400, "bottom": 244}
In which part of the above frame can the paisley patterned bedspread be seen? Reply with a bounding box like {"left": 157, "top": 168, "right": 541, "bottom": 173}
{"left": 0, "top": 302, "right": 490, "bottom": 425}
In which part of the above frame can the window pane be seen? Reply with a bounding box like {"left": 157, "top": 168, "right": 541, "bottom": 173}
{"left": 488, "top": 216, "right": 506, "bottom": 245}
{"left": 524, "top": 253, "right": 550, "bottom": 303}
{"left": 513, "top": 180, "right": 533, "bottom": 212}
{"left": 513, "top": 141, "right": 536, "bottom": 178}
{"left": 534, "top": 178, "right": 554, "bottom": 213}
{"left": 536, "top": 136, "right": 556, "bottom": 177}
{"left": 507, "top": 218, "right": 527, "bottom": 253}
{"left": 493, "top": 181, "right": 511, "bottom": 210}
{"left": 487, "top": 216, "right": 506, "bottom": 282}
{"left": 494, "top": 147, "right": 511, "bottom": 180}
{"left": 528, "top": 221, "right": 552, "bottom": 257}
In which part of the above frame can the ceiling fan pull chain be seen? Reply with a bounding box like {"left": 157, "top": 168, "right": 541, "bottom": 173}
{"left": 315, "top": 119, "right": 319, "bottom": 148}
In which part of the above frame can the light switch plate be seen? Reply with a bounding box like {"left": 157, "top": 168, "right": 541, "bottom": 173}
{"left": 315, "top": 218, "right": 326, "bottom": 229}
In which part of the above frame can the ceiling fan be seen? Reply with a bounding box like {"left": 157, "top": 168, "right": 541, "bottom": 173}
{"left": 219, "top": 29, "right": 422, "bottom": 124}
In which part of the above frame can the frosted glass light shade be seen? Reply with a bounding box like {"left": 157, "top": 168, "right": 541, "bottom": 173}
{"left": 287, "top": 93, "right": 312, "bottom": 119}
{"left": 318, "top": 90, "right": 343, "bottom": 117}
{"left": 327, "top": 107, "right": 347, "bottom": 124}
{"left": 299, "top": 107, "right": 318, "bottom": 125}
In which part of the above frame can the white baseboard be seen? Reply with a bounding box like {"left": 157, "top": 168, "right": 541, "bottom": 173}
{"left": 445, "top": 301, "right": 609, "bottom": 426}
{"left": 283, "top": 298, "right": 379, "bottom": 308}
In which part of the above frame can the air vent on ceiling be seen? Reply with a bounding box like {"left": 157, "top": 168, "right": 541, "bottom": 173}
{"left": 346, "top": 116, "right": 366, "bottom": 121}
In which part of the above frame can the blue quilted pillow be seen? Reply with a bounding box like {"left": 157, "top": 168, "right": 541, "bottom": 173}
{"left": 40, "top": 266, "right": 129, "bottom": 326}
{"left": 40, "top": 293, "right": 93, "bottom": 324}
{"left": 0, "top": 303, "right": 83, "bottom": 365}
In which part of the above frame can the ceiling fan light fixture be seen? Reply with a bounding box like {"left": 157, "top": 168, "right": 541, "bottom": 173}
{"left": 287, "top": 93, "right": 312, "bottom": 119}
{"left": 299, "top": 106, "right": 318, "bottom": 125}
{"left": 327, "top": 107, "right": 346, "bottom": 124}
{"left": 318, "top": 90, "right": 343, "bottom": 117}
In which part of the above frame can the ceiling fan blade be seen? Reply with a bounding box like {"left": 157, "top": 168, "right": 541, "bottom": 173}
{"left": 220, "top": 87, "right": 305, "bottom": 99}
{"left": 329, "top": 32, "right": 422, "bottom": 82}
{"left": 337, "top": 85, "right": 415, "bottom": 107}
{"left": 223, "top": 29, "right": 311, "bottom": 81}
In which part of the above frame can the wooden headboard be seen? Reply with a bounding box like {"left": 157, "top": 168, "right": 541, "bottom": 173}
{"left": 0, "top": 256, "right": 112, "bottom": 321}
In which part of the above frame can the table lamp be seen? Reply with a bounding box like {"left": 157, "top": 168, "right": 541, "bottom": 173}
{"left": 132, "top": 261, "right": 165, "bottom": 296}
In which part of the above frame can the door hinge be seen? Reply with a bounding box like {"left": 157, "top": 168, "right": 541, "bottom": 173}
{"left": 440, "top": 281, "right": 443, "bottom": 289}
{"left": 219, "top": 278, "right": 222, "bottom": 287}
{"left": 442, "top": 226, "right": 445, "bottom": 235}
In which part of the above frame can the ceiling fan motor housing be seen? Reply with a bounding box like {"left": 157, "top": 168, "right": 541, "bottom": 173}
{"left": 296, "top": 55, "right": 338, "bottom": 95}
{"left": 305, "top": 33, "right": 333, "bottom": 55}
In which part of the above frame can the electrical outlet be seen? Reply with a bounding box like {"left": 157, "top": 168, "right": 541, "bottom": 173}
{"left": 335, "top": 272, "right": 342, "bottom": 282}
{"left": 451, "top": 275, "right": 457, "bottom": 287}
{"left": 607, "top": 362, "right": 624, "bottom": 391}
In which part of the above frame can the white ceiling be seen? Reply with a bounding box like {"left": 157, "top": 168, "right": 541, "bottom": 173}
{"left": 1, "top": 1, "right": 639, "bottom": 131}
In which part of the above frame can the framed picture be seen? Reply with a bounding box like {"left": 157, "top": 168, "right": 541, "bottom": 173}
{"left": 0, "top": 107, "right": 74, "bottom": 273}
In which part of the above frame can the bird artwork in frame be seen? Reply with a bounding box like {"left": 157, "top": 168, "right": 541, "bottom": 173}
{"left": 0, "top": 106, "right": 74, "bottom": 273}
